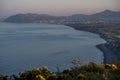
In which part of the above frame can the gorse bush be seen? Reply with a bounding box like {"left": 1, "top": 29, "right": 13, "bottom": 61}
{"left": 0, "top": 74, "right": 8, "bottom": 80}
{"left": 0, "top": 62, "right": 120, "bottom": 80}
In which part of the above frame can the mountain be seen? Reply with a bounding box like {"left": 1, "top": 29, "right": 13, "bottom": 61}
{"left": 4, "top": 10, "right": 120, "bottom": 23}
{"left": 90, "top": 10, "right": 120, "bottom": 20}
{"left": 66, "top": 10, "right": 120, "bottom": 21}
{"left": 0, "top": 18, "right": 5, "bottom": 22}
{"left": 4, "top": 13, "right": 58, "bottom": 23}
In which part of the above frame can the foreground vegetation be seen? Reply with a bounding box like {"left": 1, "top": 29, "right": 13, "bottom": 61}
{"left": 1, "top": 61, "right": 120, "bottom": 80}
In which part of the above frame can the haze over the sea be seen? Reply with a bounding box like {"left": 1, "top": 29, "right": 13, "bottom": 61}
{"left": 0, "top": 0, "right": 120, "bottom": 18}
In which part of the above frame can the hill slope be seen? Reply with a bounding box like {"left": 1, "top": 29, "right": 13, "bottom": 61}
{"left": 4, "top": 10, "right": 120, "bottom": 23}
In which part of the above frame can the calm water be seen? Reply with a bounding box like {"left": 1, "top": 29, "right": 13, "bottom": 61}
{"left": 0, "top": 22, "right": 106, "bottom": 75}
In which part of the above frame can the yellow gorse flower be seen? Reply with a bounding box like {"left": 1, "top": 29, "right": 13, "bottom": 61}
{"left": 42, "top": 66, "right": 48, "bottom": 71}
{"left": 104, "top": 64, "right": 117, "bottom": 69}
{"left": 33, "top": 67, "right": 40, "bottom": 71}
{"left": 36, "top": 75, "right": 46, "bottom": 80}
{"left": 111, "top": 64, "right": 117, "bottom": 69}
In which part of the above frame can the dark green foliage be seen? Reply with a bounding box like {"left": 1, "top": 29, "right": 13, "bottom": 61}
{"left": 1, "top": 62, "right": 120, "bottom": 80}
{"left": 0, "top": 74, "right": 8, "bottom": 80}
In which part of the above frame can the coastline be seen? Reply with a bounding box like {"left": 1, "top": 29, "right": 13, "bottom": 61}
{"left": 96, "top": 44, "right": 117, "bottom": 63}
{"left": 66, "top": 24, "right": 117, "bottom": 64}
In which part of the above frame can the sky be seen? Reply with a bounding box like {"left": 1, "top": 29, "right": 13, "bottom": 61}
{"left": 0, "top": 0, "right": 120, "bottom": 18}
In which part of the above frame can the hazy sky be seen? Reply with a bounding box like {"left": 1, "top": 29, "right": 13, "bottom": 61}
{"left": 0, "top": 0, "right": 120, "bottom": 18}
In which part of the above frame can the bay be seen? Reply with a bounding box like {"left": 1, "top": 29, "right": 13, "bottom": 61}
{"left": 0, "top": 22, "right": 106, "bottom": 75}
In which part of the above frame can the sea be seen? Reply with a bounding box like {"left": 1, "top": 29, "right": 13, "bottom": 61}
{"left": 0, "top": 22, "right": 106, "bottom": 75}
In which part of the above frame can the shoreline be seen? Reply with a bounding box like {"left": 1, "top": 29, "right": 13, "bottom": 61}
{"left": 96, "top": 44, "right": 117, "bottom": 63}
{"left": 66, "top": 24, "right": 117, "bottom": 64}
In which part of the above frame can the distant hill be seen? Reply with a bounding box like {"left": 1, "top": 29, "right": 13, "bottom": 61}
{"left": 0, "top": 18, "right": 5, "bottom": 22}
{"left": 4, "top": 13, "right": 59, "bottom": 23}
{"left": 65, "top": 10, "right": 120, "bottom": 21}
{"left": 90, "top": 10, "right": 120, "bottom": 20}
{"left": 4, "top": 10, "right": 120, "bottom": 23}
